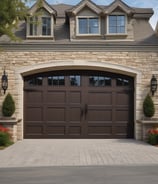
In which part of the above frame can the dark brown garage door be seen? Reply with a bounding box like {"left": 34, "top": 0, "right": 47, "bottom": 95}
{"left": 24, "top": 70, "right": 134, "bottom": 139}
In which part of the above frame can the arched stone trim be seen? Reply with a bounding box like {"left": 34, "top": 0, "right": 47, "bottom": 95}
{"left": 15, "top": 60, "right": 142, "bottom": 140}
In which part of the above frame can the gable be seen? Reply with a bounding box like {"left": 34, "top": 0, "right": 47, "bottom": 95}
{"left": 67, "top": 0, "right": 102, "bottom": 16}
{"left": 36, "top": 7, "right": 51, "bottom": 16}
{"left": 77, "top": 6, "right": 99, "bottom": 16}
{"left": 111, "top": 7, "right": 127, "bottom": 14}
{"left": 28, "top": 0, "right": 57, "bottom": 17}
{"left": 105, "top": 0, "right": 132, "bottom": 15}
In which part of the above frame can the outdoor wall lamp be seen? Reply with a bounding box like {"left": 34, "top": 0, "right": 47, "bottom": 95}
{"left": 1, "top": 69, "right": 8, "bottom": 94}
{"left": 151, "top": 75, "right": 157, "bottom": 96}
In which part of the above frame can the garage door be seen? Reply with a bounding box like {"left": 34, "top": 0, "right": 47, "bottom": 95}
{"left": 24, "top": 70, "right": 134, "bottom": 138}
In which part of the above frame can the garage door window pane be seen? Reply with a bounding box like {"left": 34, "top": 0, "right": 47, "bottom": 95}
{"left": 116, "top": 78, "right": 129, "bottom": 86}
{"left": 105, "top": 77, "right": 112, "bottom": 86}
{"left": 89, "top": 76, "right": 111, "bottom": 87}
{"left": 89, "top": 76, "right": 98, "bottom": 86}
{"left": 70, "top": 76, "right": 81, "bottom": 86}
{"left": 28, "top": 77, "right": 43, "bottom": 86}
{"left": 48, "top": 76, "right": 65, "bottom": 86}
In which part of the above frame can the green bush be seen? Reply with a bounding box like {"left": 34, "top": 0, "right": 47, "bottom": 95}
{"left": 0, "top": 132, "right": 12, "bottom": 146}
{"left": 147, "top": 128, "right": 158, "bottom": 145}
{"left": 148, "top": 134, "right": 158, "bottom": 145}
{"left": 2, "top": 93, "right": 15, "bottom": 117}
{"left": 143, "top": 94, "right": 155, "bottom": 118}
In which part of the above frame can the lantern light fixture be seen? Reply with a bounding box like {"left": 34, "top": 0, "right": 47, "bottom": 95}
{"left": 1, "top": 69, "right": 8, "bottom": 94}
{"left": 150, "top": 75, "right": 157, "bottom": 96}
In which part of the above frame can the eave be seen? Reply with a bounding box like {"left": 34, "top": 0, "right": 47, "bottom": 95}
{"left": 1, "top": 43, "right": 158, "bottom": 52}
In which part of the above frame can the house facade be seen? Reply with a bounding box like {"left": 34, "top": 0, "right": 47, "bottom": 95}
{"left": 0, "top": 0, "right": 158, "bottom": 142}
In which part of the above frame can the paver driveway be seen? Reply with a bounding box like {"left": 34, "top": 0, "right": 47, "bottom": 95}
{"left": 0, "top": 139, "right": 158, "bottom": 168}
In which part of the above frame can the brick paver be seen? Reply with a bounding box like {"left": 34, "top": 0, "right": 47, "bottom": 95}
{"left": 0, "top": 139, "right": 158, "bottom": 168}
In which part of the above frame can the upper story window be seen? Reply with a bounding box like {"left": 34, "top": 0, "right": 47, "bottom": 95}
{"left": 27, "top": 16, "right": 52, "bottom": 37}
{"left": 26, "top": 1, "right": 56, "bottom": 39}
{"left": 29, "top": 17, "right": 38, "bottom": 36}
{"left": 77, "top": 17, "right": 99, "bottom": 35}
{"left": 108, "top": 15, "right": 126, "bottom": 34}
{"left": 42, "top": 17, "right": 51, "bottom": 35}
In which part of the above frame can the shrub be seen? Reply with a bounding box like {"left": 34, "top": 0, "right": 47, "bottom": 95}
{"left": 0, "top": 132, "right": 11, "bottom": 146}
{"left": 143, "top": 94, "right": 155, "bottom": 118}
{"left": 0, "top": 125, "right": 12, "bottom": 146}
{"left": 147, "top": 128, "right": 158, "bottom": 145}
{"left": 2, "top": 93, "right": 15, "bottom": 117}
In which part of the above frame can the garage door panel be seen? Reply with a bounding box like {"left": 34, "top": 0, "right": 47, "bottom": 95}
{"left": 46, "top": 91, "right": 66, "bottom": 104}
{"left": 46, "top": 126, "right": 66, "bottom": 135}
{"left": 25, "top": 107, "right": 43, "bottom": 121}
{"left": 46, "top": 107, "right": 66, "bottom": 121}
{"left": 116, "top": 92, "right": 130, "bottom": 106}
{"left": 88, "top": 109, "right": 112, "bottom": 121}
{"left": 68, "top": 126, "right": 81, "bottom": 135}
{"left": 116, "top": 110, "right": 129, "bottom": 121}
{"left": 69, "top": 107, "right": 81, "bottom": 122}
{"left": 88, "top": 92, "right": 112, "bottom": 105}
{"left": 69, "top": 91, "right": 81, "bottom": 104}
{"left": 113, "top": 125, "right": 128, "bottom": 137}
{"left": 88, "top": 126, "right": 112, "bottom": 136}
{"left": 25, "top": 124, "right": 44, "bottom": 135}
{"left": 25, "top": 91, "right": 43, "bottom": 104}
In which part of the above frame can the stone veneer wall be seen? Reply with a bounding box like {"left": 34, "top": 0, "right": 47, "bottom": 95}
{"left": 0, "top": 50, "right": 158, "bottom": 141}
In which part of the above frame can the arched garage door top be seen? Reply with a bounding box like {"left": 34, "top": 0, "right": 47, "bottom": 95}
{"left": 24, "top": 70, "right": 134, "bottom": 139}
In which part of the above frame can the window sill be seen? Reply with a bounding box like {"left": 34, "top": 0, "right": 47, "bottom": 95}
{"left": 76, "top": 34, "right": 101, "bottom": 36}
{"left": 105, "top": 34, "right": 128, "bottom": 40}
{"left": 26, "top": 36, "right": 54, "bottom": 40}
{"left": 105, "top": 33, "right": 128, "bottom": 37}
{"left": 74, "top": 35, "right": 103, "bottom": 40}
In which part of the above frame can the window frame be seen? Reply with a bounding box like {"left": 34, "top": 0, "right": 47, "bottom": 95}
{"left": 29, "top": 16, "right": 38, "bottom": 36}
{"left": 48, "top": 76, "right": 65, "bottom": 86}
{"left": 42, "top": 17, "right": 51, "bottom": 36}
{"left": 27, "top": 15, "right": 53, "bottom": 38}
{"left": 76, "top": 16, "right": 101, "bottom": 36}
{"left": 107, "top": 13, "right": 127, "bottom": 35}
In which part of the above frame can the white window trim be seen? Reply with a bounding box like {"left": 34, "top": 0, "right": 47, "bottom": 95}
{"left": 76, "top": 16, "right": 101, "bottom": 36}
{"left": 106, "top": 13, "right": 127, "bottom": 35}
{"left": 26, "top": 15, "right": 54, "bottom": 38}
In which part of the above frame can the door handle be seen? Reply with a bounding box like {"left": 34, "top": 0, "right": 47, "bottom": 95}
{"left": 81, "top": 107, "right": 84, "bottom": 117}
{"left": 81, "top": 104, "right": 88, "bottom": 117}
{"left": 85, "top": 104, "right": 88, "bottom": 115}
